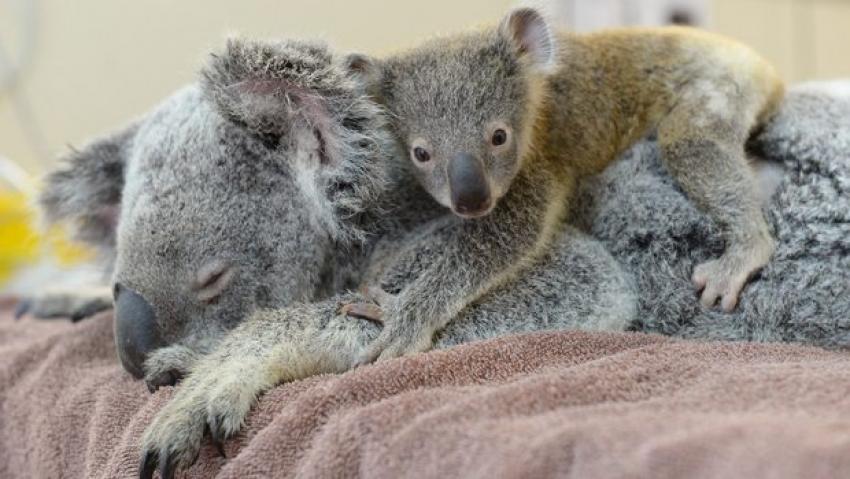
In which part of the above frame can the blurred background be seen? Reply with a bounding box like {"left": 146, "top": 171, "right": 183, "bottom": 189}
{"left": 0, "top": 0, "right": 848, "bottom": 293}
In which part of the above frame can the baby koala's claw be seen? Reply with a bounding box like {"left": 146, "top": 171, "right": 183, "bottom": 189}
{"left": 339, "top": 285, "right": 395, "bottom": 324}
{"left": 339, "top": 302, "right": 384, "bottom": 323}
{"left": 692, "top": 260, "right": 748, "bottom": 312}
{"left": 692, "top": 239, "right": 773, "bottom": 312}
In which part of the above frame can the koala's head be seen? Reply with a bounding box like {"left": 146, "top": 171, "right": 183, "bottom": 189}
{"left": 357, "top": 8, "right": 556, "bottom": 218}
{"left": 39, "top": 39, "right": 391, "bottom": 378}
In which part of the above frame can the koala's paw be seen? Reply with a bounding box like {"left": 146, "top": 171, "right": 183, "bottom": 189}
{"left": 692, "top": 239, "right": 774, "bottom": 312}
{"left": 15, "top": 289, "right": 112, "bottom": 322}
{"left": 143, "top": 345, "right": 202, "bottom": 393}
{"left": 139, "top": 366, "right": 259, "bottom": 479}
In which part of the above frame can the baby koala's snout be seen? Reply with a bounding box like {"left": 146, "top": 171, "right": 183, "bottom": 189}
{"left": 113, "top": 284, "right": 163, "bottom": 379}
{"left": 448, "top": 152, "right": 492, "bottom": 218}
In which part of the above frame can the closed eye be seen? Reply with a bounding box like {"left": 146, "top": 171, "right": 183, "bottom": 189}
{"left": 194, "top": 261, "right": 235, "bottom": 302}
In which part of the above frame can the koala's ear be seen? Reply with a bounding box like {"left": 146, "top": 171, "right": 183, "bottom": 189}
{"left": 499, "top": 7, "right": 557, "bottom": 71}
{"left": 39, "top": 125, "right": 135, "bottom": 252}
{"left": 202, "top": 38, "right": 391, "bottom": 242}
{"left": 201, "top": 38, "right": 349, "bottom": 150}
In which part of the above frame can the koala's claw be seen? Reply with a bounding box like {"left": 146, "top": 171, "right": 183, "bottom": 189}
{"left": 138, "top": 451, "right": 155, "bottom": 479}
{"left": 138, "top": 449, "right": 179, "bottom": 479}
{"left": 15, "top": 291, "right": 112, "bottom": 322}
{"left": 13, "top": 300, "right": 32, "bottom": 320}
{"left": 145, "top": 369, "right": 183, "bottom": 393}
{"left": 139, "top": 401, "right": 205, "bottom": 479}
{"left": 69, "top": 299, "right": 112, "bottom": 322}
{"left": 143, "top": 344, "right": 200, "bottom": 393}
{"left": 208, "top": 418, "right": 228, "bottom": 458}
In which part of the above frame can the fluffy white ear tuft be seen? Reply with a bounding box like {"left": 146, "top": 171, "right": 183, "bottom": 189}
{"left": 500, "top": 7, "right": 556, "bottom": 71}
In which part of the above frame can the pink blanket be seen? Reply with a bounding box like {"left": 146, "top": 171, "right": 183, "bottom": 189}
{"left": 2, "top": 308, "right": 850, "bottom": 478}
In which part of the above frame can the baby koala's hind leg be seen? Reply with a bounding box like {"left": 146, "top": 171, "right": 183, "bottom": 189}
{"left": 658, "top": 103, "right": 775, "bottom": 312}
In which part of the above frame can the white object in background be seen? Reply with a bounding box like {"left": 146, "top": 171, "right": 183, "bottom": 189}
{"left": 625, "top": 0, "right": 709, "bottom": 27}
{"left": 0, "top": 0, "right": 49, "bottom": 172}
{"left": 0, "top": 0, "right": 37, "bottom": 93}
{"left": 559, "top": 0, "right": 626, "bottom": 32}
{"left": 552, "top": 0, "right": 709, "bottom": 31}
{"left": 0, "top": 155, "right": 36, "bottom": 195}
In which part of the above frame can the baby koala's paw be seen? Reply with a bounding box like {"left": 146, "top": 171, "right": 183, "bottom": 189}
{"left": 15, "top": 287, "right": 112, "bottom": 322}
{"left": 692, "top": 238, "right": 774, "bottom": 312}
{"left": 344, "top": 287, "right": 434, "bottom": 364}
{"left": 359, "top": 327, "right": 435, "bottom": 364}
{"left": 143, "top": 345, "right": 201, "bottom": 393}
{"left": 355, "top": 307, "right": 435, "bottom": 365}
{"left": 139, "top": 361, "right": 262, "bottom": 479}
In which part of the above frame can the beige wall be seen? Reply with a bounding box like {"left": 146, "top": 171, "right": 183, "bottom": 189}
{"left": 713, "top": 0, "right": 850, "bottom": 84}
{"left": 1, "top": 0, "right": 848, "bottom": 174}
{"left": 0, "top": 0, "right": 517, "bottom": 174}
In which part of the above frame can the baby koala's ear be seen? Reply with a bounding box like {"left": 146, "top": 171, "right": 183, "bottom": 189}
{"left": 499, "top": 7, "right": 557, "bottom": 71}
{"left": 341, "top": 53, "right": 384, "bottom": 97}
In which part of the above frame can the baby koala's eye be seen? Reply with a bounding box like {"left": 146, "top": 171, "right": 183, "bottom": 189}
{"left": 491, "top": 129, "right": 508, "bottom": 146}
{"left": 413, "top": 146, "right": 431, "bottom": 163}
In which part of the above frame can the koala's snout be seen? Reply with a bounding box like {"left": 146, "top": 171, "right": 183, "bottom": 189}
{"left": 113, "top": 284, "right": 162, "bottom": 379}
{"left": 448, "top": 152, "right": 492, "bottom": 218}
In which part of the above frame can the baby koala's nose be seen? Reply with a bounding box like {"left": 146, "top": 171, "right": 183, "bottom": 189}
{"left": 448, "top": 152, "right": 492, "bottom": 218}
{"left": 113, "top": 284, "right": 162, "bottom": 379}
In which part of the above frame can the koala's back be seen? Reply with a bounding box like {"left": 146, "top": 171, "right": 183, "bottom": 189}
{"left": 542, "top": 27, "right": 783, "bottom": 177}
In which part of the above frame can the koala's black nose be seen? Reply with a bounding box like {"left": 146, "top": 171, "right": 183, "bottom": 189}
{"left": 448, "top": 152, "right": 492, "bottom": 217}
{"left": 113, "top": 284, "right": 161, "bottom": 379}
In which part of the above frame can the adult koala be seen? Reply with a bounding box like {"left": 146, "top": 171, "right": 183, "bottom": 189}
{"left": 34, "top": 38, "right": 634, "bottom": 477}
{"left": 33, "top": 41, "right": 392, "bottom": 385}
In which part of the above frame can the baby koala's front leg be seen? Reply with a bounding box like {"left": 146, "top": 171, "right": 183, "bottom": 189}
{"left": 355, "top": 172, "right": 560, "bottom": 364}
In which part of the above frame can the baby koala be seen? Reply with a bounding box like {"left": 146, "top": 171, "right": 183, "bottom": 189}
{"left": 348, "top": 7, "right": 782, "bottom": 362}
